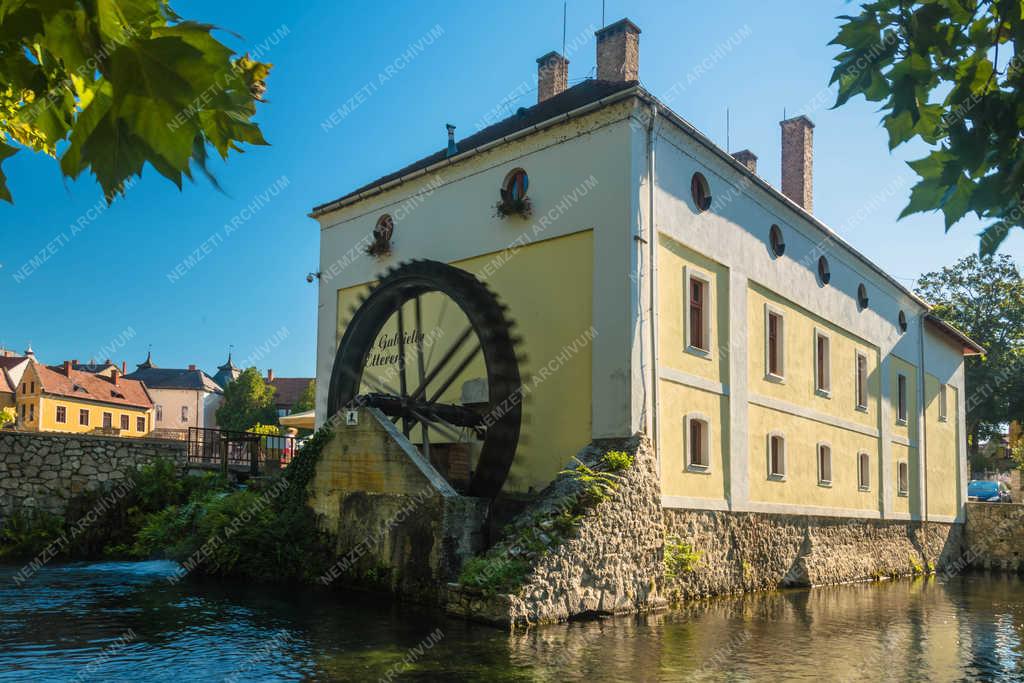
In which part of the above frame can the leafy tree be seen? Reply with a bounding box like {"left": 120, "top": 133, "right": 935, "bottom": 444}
{"left": 248, "top": 422, "right": 280, "bottom": 436}
{"left": 829, "top": 1, "right": 1024, "bottom": 254}
{"left": 292, "top": 379, "right": 315, "bottom": 413}
{"left": 916, "top": 254, "right": 1024, "bottom": 457}
{"left": 0, "top": 406, "right": 14, "bottom": 427}
{"left": 215, "top": 367, "right": 276, "bottom": 432}
{"left": 0, "top": 1, "right": 270, "bottom": 202}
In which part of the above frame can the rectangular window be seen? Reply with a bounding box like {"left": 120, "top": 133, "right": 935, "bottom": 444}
{"left": 29, "top": 382, "right": 34, "bottom": 394}
{"left": 689, "top": 278, "right": 706, "bottom": 351}
{"left": 20, "top": 404, "right": 25, "bottom": 420}
{"left": 155, "top": 405, "right": 163, "bottom": 422}
{"left": 687, "top": 417, "right": 709, "bottom": 468}
{"left": 897, "top": 461, "right": 909, "bottom": 496}
{"left": 767, "top": 310, "right": 784, "bottom": 378}
{"left": 938, "top": 384, "right": 948, "bottom": 421}
{"left": 897, "top": 374, "right": 908, "bottom": 423}
{"left": 28, "top": 404, "right": 34, "bottom": 421}
{"left": 181, "top": 406, "right": 189, "bottom": 423}
{"left": 102, "top": 412, "right": 112, "bottom": 429}
{"left": 768, "top": 434, "right": 786, "bottom": 478}
{"left": 79, "top": 409, "right": 89, "bottom": 426}
{"left": 817, "top": 444, "right": 832, "bottom": 485}
{"left": 815, "top": 332, "right": 831, "bottom": 394}
{"left": 137, "top": 416, "right": 146, "bottom": 432}
{"left": 21, "top": 383, "right": 26, "bottom": 394}
{"left": 858, "top": 452, "right": 870, "bottom": 490}
{"left": 56, "top": 406, "right": 66, "bottom": 424}
{"left": 856, "top": 352, "right": 868, "bottom": 410}
{"left": 120, "top": 414, "right": 129, "bottom": 430}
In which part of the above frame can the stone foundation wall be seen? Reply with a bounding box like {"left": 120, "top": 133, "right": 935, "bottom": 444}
{"left": 0, "top": 431, "right": 186, "bottom": 518}
{"left": 663, "top": 509, "right": 962, "bottom": 600}
{"left": 963, "top": 501, "right": 1024, "bottom": 571}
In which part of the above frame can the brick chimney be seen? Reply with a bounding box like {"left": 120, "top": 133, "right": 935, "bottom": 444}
{"left": 188, "top": 364, "right": 196, "bottom": 371}
{"left": 63, "top": 360, "right": 72, "bottom": 376}
{"left": 595, "top": 18, "right": 641, "bottom": 82}
{"left": 72, "top": 359, "right": 79, "bottom": 370}
{"left": 732, "top": 149, "right": 758, "bottom": 174}
{"left": 537, "top": 51, "right": 569, "bottom": 103}
{"left": 122, "top": 360, "right": 127, "bottom": 374}
{"left": 111, "top": 368, "right": 119, "bottom": 386}
{"left": 267, "top": 369, "right": 274, "bottom": 382}
{"left": 780, "top": 115, "right": 814, "bottom": 211}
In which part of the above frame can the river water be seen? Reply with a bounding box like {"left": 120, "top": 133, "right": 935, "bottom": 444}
{"left": 1, "top": 560, "right": 1022, "bottom": 681}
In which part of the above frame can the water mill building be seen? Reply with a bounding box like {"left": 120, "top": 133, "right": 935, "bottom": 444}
{"left": 308, "top": 18, "right": 982, "bottom": 619}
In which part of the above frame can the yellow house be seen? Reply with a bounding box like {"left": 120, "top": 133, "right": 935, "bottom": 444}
{"left": 16, "top": 361, "right": 154, "bottom": 438}
{"left": 311, "top": 18, "right": 983, "bottom": 524}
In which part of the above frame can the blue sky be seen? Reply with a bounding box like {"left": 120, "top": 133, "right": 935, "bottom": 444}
{"left": 2, "top": 0, "right": 1020, "bottom": 377}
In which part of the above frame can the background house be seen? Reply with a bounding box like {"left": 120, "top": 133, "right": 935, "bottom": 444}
{"left": 16, "top": 360, "right": 153, "bottom": 437}
{"left": 265, "top": 369, "right": 313, "bottom": 419}
{"left": 126, "top": 354, "right": 224, "bottom": 439}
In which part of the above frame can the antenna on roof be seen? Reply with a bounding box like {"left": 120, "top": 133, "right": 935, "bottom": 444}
{"left": 602, "top": 0, "right": 605, "bottom": 26}
{"left": 562, "top": 1, "right": 567, "bottom": 57}
{"left": 726, "top": 107, "right": 730, "bottom": 151}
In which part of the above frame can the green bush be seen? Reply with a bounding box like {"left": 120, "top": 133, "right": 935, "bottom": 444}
{"left": 559, "top": 457, "right": 624, "bottom": 505}
{"left": 458, "top": 555, "right": 532, "bottom": 594}
{"left": 602, "top": 450, "right": 634, "bottom": 472}
{"left": 0, "top": 510, "right": 65, "bottom": 560}
{"left": 664, "top": 536, "right": 701, "bottom": 579}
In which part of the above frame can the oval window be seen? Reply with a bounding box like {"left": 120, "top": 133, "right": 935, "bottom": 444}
{"left": 769, "top": 224, "right": 785, "bottom": 257}
{"left": 503, "top": 168, "right": 529, "bottom": 201}
{"left": 898, "top": 310, "right": 908, "bottom": 333}
{"left": 817, "top": 256, "right": 831, "bottom": 285}
{"left": 857, "top": 284, "right": 869, "bottom": 310}
{"left": 374, "top": 214, "right": 394, "bottom": 242}
{"left": 691, "top": 172, "right": 712, "bottom": 212}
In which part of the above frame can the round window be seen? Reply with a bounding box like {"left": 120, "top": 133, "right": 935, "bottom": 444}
{"left": 503, "top": 169, "right": 529, "bottom": 201}
{"left": 817, "top": 256, "right": 831, "bottom": 285}
{"left": 691, "top": 172, "right": 712, "bottom": 212}
{"left": 898, "top": 310, "right": 908, "bottom": 333}
{"left": 769, "top": 224, "right": 785, "bottom": 257}
{"left": 857, "top": 284, "right": 869, "bottom": 310}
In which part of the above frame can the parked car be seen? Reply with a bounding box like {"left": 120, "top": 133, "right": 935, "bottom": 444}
{"left": 967, "top": 480, "right": 1013, "bottom": 503}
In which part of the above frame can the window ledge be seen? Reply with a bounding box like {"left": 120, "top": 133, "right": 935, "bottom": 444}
{"left": 768, "top": 473, "right": 787, "bottom": 482}
{"left": 896, "top": 418, "right": 908, "bottom": 426}
{"left": 764, "top": 373, "right": 786, "bottom": 384}
{"left": 855, "top": 404, "right": 868, "bottom": 413}
{"left": 818, "top": 481, "right": 832, "bottom": 488}
{"left": 686, "top": 463, "right": 712, "bottom": 474}
{"left": 815, "top": 388, "right": 831, "bottom": 399}
{"left": 858, "top": 485, "right": 871, "bottom": 492}
{"left": 938, "top": 416, "right": 948, "bottom": 423}
{"left": 897, "top": 491, "right": 909, "bottom": 498}
{"left": 685, "top": 345, "right": 712, "bottom": 360}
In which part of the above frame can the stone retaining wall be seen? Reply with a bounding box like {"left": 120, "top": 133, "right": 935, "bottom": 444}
{"left": 0, "top": 430, "right": 186, "bottom": 518}
{"left": 963, "top": 501, "right": 1024, "bottom": 571}
{"left": 446, "top": 434, "right": 965, "bottom": 627}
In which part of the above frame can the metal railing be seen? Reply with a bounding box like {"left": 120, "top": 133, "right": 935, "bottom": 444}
{"left": 186, "top": 427, "right": 297, "bottom": 475}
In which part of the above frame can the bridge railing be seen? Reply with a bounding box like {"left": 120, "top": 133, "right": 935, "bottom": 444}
{"left": 186, "top": 427, "right": 297, "bottom": 475}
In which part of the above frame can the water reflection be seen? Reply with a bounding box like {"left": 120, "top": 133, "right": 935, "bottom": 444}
{"left": 1, "top": 562, "right": 1023, "bottom": 681}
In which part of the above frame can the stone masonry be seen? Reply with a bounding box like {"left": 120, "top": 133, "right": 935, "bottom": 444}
{"left": 963, "top": 501, "right": 1024, "bottom": 571}
{"left": 0, "top": 430, "right": 186, "bottom": 519}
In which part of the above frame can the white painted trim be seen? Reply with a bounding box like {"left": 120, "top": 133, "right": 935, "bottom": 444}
{"left": 885, "top": 511, "right": 913, "bottom": 521}
{"left": 727, "top": 270, "right": 750, "bottom": 511}
{"left": 816, "top": 441, "right": 833, "bottom": 487}
{"left": 938, "top": 383, "right": 949, "bottom": 422}
{"left": 683, "top": 265, "right": 714, "bottom": 358}
{"left": 749, "top": 393, "right": 880, "bottom": 438}
{"left": 684, "top": 412, "right": 712, "bottom": 471}
{"left": 766, "top": 430, "right": 787, "bottom": 480}
{"left": 857, "top": 450, "right": 871, "bottom": 491}
{"left": 896, "top": 372, "right": 909, "bottom": 423}
{"left": 764, "top": 303, "right": 786, "bottom": 380}
{"left": 659, "top": 366, "right": 728, "bottom": 396}
{"left": 891, "top": 435, "right": 917, "bottom": 448}
{"left": 813, "top": 327, "right": 832, "bottom": 396}
{"left": 928, "top": 513, "right": 958, "bottom": 524}
{"left": 661, "top": 495, "right": 731, "bottom": 511}
{"left": 740, "top": 500, "right": 882, "bottom": 520}
{"left": 896, "top": 459, "right": 909, "bottom": 497}
{"left": 854, "top": 348, "right": 869, "bottom": 412}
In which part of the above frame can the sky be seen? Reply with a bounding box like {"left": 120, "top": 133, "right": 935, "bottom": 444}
{"left": 2, "top": 0, "right": 1021, "bottom": 378}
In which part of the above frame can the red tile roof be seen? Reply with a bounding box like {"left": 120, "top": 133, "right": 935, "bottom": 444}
{"left": 269, "top": 378, "right": 312, "bottom": 409}
{"left": 0, "top": 369, "right": 13, "bottom": 396}
{"left": 34, "top": 363, "right": 153, "bottom": 410}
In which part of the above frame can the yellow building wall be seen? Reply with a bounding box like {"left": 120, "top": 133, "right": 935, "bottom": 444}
{"left": 747, "top": 404, "right": 880, "bottom": 511}
{"left": 658, "top": 383, "right": 728, "bottom": 501}
{"left": 657, "top": 235, "right": 729, "bottom": 382}
{"left": 35, "top": 396, "right": 152, "bottom": 437}
{"left": 336, "top": 230, "right": 594, "bottom": 494}
{"left": 747, "top": 283, "right": 879, "bottom": 430}
{"left": 924, "top": 375, "right": 958, "bottom": 518}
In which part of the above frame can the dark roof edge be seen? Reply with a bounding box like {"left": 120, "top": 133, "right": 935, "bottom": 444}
{"left": 924, "top": 314, "right": 985, "bottom": 356}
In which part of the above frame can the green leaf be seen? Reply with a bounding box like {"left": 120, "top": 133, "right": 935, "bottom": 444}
{"left": 0, "top": 141, "right": 18, "bottom": 203}
{"left": 979, "top": 221, "right": 1012, "bottom": 256}
{"left": 900, "top": 175, "right": 949, "bottom": 219}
